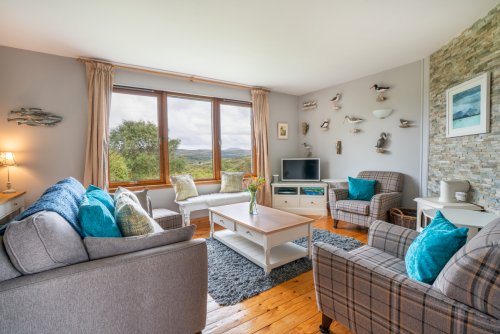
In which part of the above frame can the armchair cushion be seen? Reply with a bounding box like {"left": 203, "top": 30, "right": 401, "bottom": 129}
{"left": 347, "top": 176, "right": 376, "bottom": 201}
{"left": 433, "top": 217, "right": 500, "bottom": 319}
{"left": 336, "top": 200, "right": 370, "bottom": 216}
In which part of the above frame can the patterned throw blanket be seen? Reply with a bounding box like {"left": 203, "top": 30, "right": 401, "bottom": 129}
{"left": 12, "top": 177, "right": 86, "bottom": 236}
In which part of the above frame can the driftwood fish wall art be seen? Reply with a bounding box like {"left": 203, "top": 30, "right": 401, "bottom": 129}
{"left": 8, "top": 108, "right": 63, "bottom": 126}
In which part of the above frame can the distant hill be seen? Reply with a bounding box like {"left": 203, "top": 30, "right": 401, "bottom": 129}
{"left": 176, "top": 148, "right": 251, "bottom": 162}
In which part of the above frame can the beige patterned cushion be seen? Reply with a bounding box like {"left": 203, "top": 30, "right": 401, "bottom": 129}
{"left": 114, "top": 193, "right": 154, "bottom": 237}
{"left": 220, "top": 172, "right": 244, "bottom": 193}
{"left": 170, "top": 174, "right": 199, "bottom": 201}
{"left": 336, "top": 200, "right": 370, "bottom": 215}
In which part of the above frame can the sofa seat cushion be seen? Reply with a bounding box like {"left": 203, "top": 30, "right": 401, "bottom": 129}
{"left": 336, "top": 200, "right": 370, "bottom": 216}
{"left": 176, "top": 192, "right": 251, "bottom": 211}
{"left": 84, "top": 225, "right": 196, "bottom": 260}
{"left": 0, "top": 236, "right": 20, "bottom": 281}
{"left": 350, "top": 245, "right": 407, "bottom": 275}
{"left": 4, "top": 211, "right": 89, "bottom": 274}
{"left": 433, "top": 217, "right": 500, "bottom": 319}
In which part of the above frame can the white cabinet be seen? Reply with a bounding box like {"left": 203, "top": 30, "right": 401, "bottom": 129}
{"left": 272, "top": 182, "right": 327, "bottom": 216}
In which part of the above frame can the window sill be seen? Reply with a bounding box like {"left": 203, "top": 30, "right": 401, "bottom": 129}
{"left": 108, "top": 179, "right": 222, "bottom": 192}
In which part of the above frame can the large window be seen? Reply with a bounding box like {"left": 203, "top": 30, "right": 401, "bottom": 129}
{"left": 108, "top": 87, "right": 253, "bottom": 188}
{"left": 167, "top": 96, "right": 214, "bottom": 179}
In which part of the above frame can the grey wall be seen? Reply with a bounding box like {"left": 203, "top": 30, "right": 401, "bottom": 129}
{"left": 298, "top": 61, "right": 424, "bottom": 207}
{"left": 0, "top": 45, "right": 299, "bottom": 214}
{"left": 0, "top": 46, "right": 87, "bottom": 205}
{"left": 428, "top": 5, "right": 499, "bottom": 213}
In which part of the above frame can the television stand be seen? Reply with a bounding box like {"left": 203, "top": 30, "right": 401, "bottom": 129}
{"left": 271, "top": 182, "right": 327, "bottom": 216}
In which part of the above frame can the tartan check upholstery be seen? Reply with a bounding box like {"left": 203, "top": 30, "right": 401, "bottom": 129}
{"left": 313, "top": 221, "right": 500, "bottom": 334}
{"left": 336, "top": 200, "right": 370, "bottom": 215}
{"left": 433, "top": 217, "right": 500, "bottom": 319}
{"left": 330, "top": 171, "right": 403, "bottom": 228}
{"left": 152, "top": 208, "right": 182, "bottom": 230}
{"left": 368, "top": 220, "right": 419, "bottom": 260}
{"left": 350, "top": 245, "right": 407, "bottom": 275}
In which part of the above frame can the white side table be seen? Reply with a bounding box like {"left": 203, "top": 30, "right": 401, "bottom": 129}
{"left": 322, "top": 179, "right": 348, "bottom": 189}
{"left": 414, "top": 197, "right": 481, "bottom": 232}
{"left": 0, "top": 191, "right": 26, "bottom": 225}
{"left": 422, "top": 208, "right": 498, "bottom": 240}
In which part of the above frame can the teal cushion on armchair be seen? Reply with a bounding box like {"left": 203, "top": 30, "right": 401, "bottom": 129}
{"left": 347, "top": 176, "right": 376, "bottom": 201}
{"left": 405, "top": 211, "right": 468, "bottom": 284}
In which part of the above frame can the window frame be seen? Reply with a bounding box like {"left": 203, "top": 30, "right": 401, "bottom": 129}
{"left": 108, "top": 86, "right": 254, "bottom": 189}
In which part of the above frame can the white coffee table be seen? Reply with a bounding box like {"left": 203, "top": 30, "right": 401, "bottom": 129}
{"left": 209, "top": 202, "right": 314, "bottom": 274}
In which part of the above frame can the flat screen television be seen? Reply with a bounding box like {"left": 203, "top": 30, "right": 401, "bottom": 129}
{"left": 281, "top": 158, "right": 320, "bottom": 182}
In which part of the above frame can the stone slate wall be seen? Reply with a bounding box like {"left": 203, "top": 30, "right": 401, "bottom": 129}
{"left": 428, "top": 5, "right": 499, "bottom": 213}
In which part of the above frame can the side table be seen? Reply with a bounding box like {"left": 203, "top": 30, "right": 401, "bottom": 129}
{"left": 0, "top": 191, "right": 26, "bottom": 226}
{"left": 414, "top": 197, "right": 481, "bottom": 232}
{"left": 422, "top": 208, "right": 498, "bottom": 240}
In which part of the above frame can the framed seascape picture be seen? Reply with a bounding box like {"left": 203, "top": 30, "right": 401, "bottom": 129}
{"left": 277, "top": 122, "right": 288, "bottom": 139}
{"left": 446, "top": 72, "right": 490, "bottom": 138}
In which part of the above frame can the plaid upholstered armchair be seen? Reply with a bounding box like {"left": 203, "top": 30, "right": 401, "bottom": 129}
{"left": 330, "top": 171, "right": 403, "bottom": 228}
{"left": 313, "top": 219, "right": 500, "bottom": 334}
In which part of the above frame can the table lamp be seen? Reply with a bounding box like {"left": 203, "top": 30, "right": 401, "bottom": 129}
{"left": 0, "top": 152, "right": 17, "bottom": 193}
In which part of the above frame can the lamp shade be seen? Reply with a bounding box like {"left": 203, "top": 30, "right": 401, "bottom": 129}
{"left": 0, "top": 152, "right": 16, "bottom": 166}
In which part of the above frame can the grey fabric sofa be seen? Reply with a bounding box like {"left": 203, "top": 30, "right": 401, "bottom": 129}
{"left": 330, "top": 171, "right": 403, "bottom": 228}
{"left": 313, "top": 219, "right": 500, "bottom": 334}
{"left": 0, "top": 238, "right": 208, "bottom": 334}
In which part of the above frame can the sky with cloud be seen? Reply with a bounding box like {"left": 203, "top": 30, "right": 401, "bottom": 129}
{"left": 110, "top": 93, "right": 252, "bottom": 150}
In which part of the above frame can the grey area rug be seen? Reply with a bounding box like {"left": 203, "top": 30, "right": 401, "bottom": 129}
{"left": 207, "top": 229, "right": 362, "bottom": 306}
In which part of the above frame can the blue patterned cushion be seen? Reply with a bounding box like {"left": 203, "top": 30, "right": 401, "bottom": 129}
{"left": 405, "top": 211, "right": 468, "bottom": 284}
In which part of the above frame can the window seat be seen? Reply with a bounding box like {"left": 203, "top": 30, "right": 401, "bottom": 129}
{"left": 176, "top": 192, "right": 251, "bottom": 225}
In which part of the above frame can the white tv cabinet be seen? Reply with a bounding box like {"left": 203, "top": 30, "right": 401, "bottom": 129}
{"left": 271, "top": 182, "right": 327, "bottom": 216}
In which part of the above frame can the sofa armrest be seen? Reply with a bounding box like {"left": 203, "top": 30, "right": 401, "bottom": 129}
{"left": 369, "top": 191, "right": 402, "bottom": 220}
{"left": 0, "top": 239, "right": 208, "bottom": 334}
{"left": 313, "top": 242, "right": 498, "bottom": 334}
{"left": 368, "top": 220, "right": 419, "bottom": 260}
{"left": 328, "top": 188, "right": 348, "bottom": 209}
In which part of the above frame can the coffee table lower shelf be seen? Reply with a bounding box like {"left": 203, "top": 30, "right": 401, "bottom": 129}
{"left": 213, "top": 229, "right": 308, "bottom": 274}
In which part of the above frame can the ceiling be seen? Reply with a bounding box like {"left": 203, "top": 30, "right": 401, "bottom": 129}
{"left": 0, "top": 1, "right": 498, "bottom": 95}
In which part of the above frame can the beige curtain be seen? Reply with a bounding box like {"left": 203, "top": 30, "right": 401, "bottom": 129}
{"left": 83, "top": 60, "right": 114, "bottom": 189}
{"left": 251, "top": 88, "right": 272, "bottom": 206}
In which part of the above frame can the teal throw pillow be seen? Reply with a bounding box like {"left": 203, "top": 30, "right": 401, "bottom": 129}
{"left": 86, "top": 185, "right": 114, "bottom": 214}
{"left": 405, "top": 211, "right": 468, "bottom": 284}
{"left": 348, "top": 176, "right": 376, "bottom": 201}
{"left": 78, "top": 196, "right": 122, "bottom": 238}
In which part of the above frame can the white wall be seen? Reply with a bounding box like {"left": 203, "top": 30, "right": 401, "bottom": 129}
{"left": 0, "top": 46, "right": 87, "bottom": 205}
{"left": 298, "top": 61, "right": 423, "bottom": 207}
{"left": 0, "top": 46, "right": 299, "bottom": 214}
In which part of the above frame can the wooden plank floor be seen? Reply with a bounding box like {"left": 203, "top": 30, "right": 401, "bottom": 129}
{"left": 194, "top": 216, "right": 368, "bottom": 334}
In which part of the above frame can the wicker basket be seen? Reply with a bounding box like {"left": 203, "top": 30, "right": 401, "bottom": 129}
{"left": 389, "top": 208, "right": 417, "bottom": 230}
